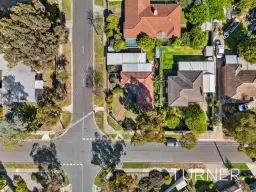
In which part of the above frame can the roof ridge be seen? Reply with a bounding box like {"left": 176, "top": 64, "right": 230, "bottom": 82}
{"left": 142, "top": 17, "right": 157, "bottom": 33}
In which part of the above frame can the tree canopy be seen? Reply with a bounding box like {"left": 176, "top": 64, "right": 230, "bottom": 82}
{"left": 223, "top": 112, "right": 256, "bottom": 144}
{"left": 184, "top": 108, "right": 207, "bottom": 135}
{"left": 0, "top": 3, "right": 68, "bottom": 70}
{"left": 180, "top": 133, "right": 198, "bottom": 150}
{"left": 165, "top": 108, "right": 180, "bottom": 129}
{"left": 181, "top": 26, "right": 207, "bottom": 49}
{"left": 136, "top": 33, "right": 160, "bottom": 52}
{"left": 238, "top": 37, "right": 256, "bottom": 64}
{"left": 0, "top": 114, "right": 29, "bottom": 151}
{"left": 207, "top": 0, "right": 227, "bottom": 20}
{"left": 131, "top": 111, "right": 165, "bottom": 146}
{"left": 186, "top": 3, "right": 209, "bottom": 25}
{"left": 102, "top": 172, "right": 136, "bottom": 192}
{"left": 12, "top": 175, "right": 28, "bottom": 192}
{"left": 0, "top": 175, "right": 6, "bottom": 189}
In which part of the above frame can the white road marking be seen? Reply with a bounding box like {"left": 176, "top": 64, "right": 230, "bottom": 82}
{"left": 82, "top": 45, "right": 84, "bottom": 54}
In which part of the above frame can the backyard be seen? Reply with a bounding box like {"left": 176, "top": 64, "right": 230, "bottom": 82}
{"left": 224, "top": 23, "right": 247, "bottom": 50}
{"left": 159, "top": 46, "right": 203, "bottom": 106}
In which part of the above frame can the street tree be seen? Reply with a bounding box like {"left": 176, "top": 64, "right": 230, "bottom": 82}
{"left": 223, "top": 112, "right": 256, "bottom": 144}
{"left": 165, "top": 107, "right": 180, "bottom": 129}
{"left": 180, "top": 133, "right": 198, "bottom": 150}
{"left": 149, "top": 170, "right": 163, "bottom": 188}
{"left": 238, "top": 37, "right": 256, "bottom": 64}
{"left": 103, "top": 171, "right": 136, "bottom": 192}
{"left": 0, "top": 115, "right": 29, "bottom": 151}
{"left": 12, "top": 175, "right": 28, "bottom": 192}
{"left": 186, "top": 3, "right": 209, "bottom": 25}
{"left": 0, "top": 3, "right": 68, "bottom": 70}
{"left": 131, "top": 111, "right": 165, "bottom": 146}
{"left": 57, "top": 70, "right": 68, "bottom": 84}
{"left": 36, "top": 102, "right": 62, "bottom": 126}
{"left": 0, "top": 175, "right": 6, "bottom": 189}
{"left": 184, "top": 108, "right": 207, "bottom": 135}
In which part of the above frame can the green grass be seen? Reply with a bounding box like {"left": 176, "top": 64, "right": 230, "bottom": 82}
{"left": 122, "top": 134, "right": 133, "bottom": 140}
{"left": 94, "top": 167, "right": 112, "bottom": 187}
{"left": 122, "top": 163, "right": 205, "bottom": 169}
{"left": 122, "top": 110, "right": 137, "bottom": 121}
{"left": 107, "top": 116, "right": 123, "bottom": 131}
{"left": 225, "top": 163, "right": 249, "bottom": 170}
{"left": 95, "top": 111, "right": 104, "bottom": 133}
{"left": 26, "top": 134, "right": 43, "bottom": 140}
{"left": 94, "top": 0, "right": 104, "bottom": 6}
{"left": 181, "top": 10, "right": 187, "bottom": 25}
{"left": 61, "top": 111, "right": 72, "bottom": 129}
{"left": 62, "top": 0, "right": 72, "bottom": 20}
{"left": 224, "top": 24, "right": 247, "bottom": 50}
{"left": 2, "top": 163, "right": 38, "bottom": 169}
{"left": 109, "top": 1, "right": 122, "bottom": 6}
{"left": 159, "top": 46, "right": 203, "bottom": 106}
{"left": 59, "top": 169, "right": 71, "bottom": 187}
{"left": 94, "top": 18, "right": 104, "bottom": 59}
{"left": 112, "top": 93, "right": 123, "bottom": 117}
{"left": 160, "top": 46, "right": 203, "bottom": 75}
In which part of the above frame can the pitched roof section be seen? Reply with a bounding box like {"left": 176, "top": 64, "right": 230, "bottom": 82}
{"left": 107, "top": 53, "right": 146, "bottom": 65}
{"left": 223, "top": 64, "right": 256, "bottom": 99}
{"left": 124, "top": 0, "right": 181, "bottom": 38}
{"left": 168, "top": 71, "right": 204, "bottom": 106}
{"left": 178, "top": 61, "right": 215, "bottom": 74}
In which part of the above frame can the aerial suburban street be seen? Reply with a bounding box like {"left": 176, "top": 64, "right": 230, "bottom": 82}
{"left": 0, "top": 0, "right": 255, "bottom": 192}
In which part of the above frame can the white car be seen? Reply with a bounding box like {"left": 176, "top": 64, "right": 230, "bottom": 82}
{"left": 238, "top": 103, "right": 254, "bottom": 111}
{"left": 216, "top": 41, "right": 224, "bottom": 58}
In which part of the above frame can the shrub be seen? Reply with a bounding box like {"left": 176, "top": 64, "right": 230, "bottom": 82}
{"left": 164, "top": 175, "right": 172, "bottom": 185}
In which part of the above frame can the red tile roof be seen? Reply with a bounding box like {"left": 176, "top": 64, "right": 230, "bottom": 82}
{"left": 121, "top": 72, "right": 153, "bottom": 111}
{"left": 124, "top": 0, "right": 181, "bottom": 38}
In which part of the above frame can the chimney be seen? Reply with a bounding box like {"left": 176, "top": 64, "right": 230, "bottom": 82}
{"left": 151, "top": 6, "right": 157, "bottom": 15}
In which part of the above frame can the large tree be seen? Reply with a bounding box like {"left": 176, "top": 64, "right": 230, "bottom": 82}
{"left": 0, "top": 115, "right": 29, "bottom": 151}
{"left": 102, "top": 172, "right": 136, "bottom": 192}
{"left": 131, "top": 111, "right": 165, "bottom": 146}
{"left": 186, "top": 3, "right": 209, "bottom": 25}
{"left": 165, "top": 107, "right": 180, "bottom": 129}
{"left": 136, "top": 33, "right": 157, "bottom": 52}
{"left": 184, "top": 108, "right": 207, "bottom": 135}
{"left": 207, "top": 0, "right": 227, "bottom": 20}
{"left": 180, "top": 133, "right": 198, "bottom": 150}
{"left": 0, "top": 3, "right": 68, "bottom": 70}
{"left": 189, "top": 26, "right": 208, "bottom": 49}
{"left": 12, "top": 175, "right": 28, "bottom": 192}
{"left": 238, "top": 37, "right": 256, "bottom": 64}
{"left": 223, "top": 112, "right": 256, "bottom": 144}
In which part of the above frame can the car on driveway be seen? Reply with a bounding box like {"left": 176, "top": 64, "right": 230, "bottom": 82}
{"left": 216, "top": 40, "right": 224, "bottom": 58}
{"left": 238, "top": 103, "right": 254, "bottom": 111}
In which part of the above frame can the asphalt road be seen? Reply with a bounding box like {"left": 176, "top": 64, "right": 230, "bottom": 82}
{"left": 0, "top": 1, "right": 253, "bottom": 192}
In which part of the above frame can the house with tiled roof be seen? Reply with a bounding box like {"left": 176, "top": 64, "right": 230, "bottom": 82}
{"left": 222, "top": 55, "right": 256, "bottom": 102}
{"left": 107, "top": 52, "right": 153, "bottom": 110}
{"left": 124, "top": 0, "right": 181, "bottom": 47}
{"left": 167, "top": 61, "right": 215, "bottom": 107}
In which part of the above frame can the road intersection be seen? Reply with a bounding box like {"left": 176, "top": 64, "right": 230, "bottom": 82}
{"left": 0, "top": 0, "right": 254, "bottom": 192}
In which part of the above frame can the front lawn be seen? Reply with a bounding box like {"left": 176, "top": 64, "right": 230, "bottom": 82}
{"left": 94, "top": 18, "right": 104, "bottom": 60}
{"left": 62, "top": 0, "right": 72, "bottom": 20}
{"left": 107, "top": 115, "right": 123, "bottom": 131}
{"left": 225, "top": 163, "right": 249, "bottom": 170}
{"left": 112, "top": 92, "right": 137, "bottom": 121}
{"left": 95, "top": 111, "right": 104, "bottom": 133}
{"left": 224, "top": 24, "right": 247, "bottom": 50}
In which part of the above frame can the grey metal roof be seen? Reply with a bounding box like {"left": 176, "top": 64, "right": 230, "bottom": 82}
{"left": 178, "top": 61, "right": 214, "bottom": 74}
{"left": 107, "top": 53, "right": 146, "bottom": 65}
{"left": 203, "top": 72, "right": 215, "bottom": 93}
{"left": 204, "top": 46, "right": 213, "bottom": 57}
{"left": 122, "top": 63, "right": 152, "bottom": 72}
{"left": 0, "top": 54, "right": 36, "bottom": 104}
{"left": 225, "top": 55, "right": 238, "bottom": 64}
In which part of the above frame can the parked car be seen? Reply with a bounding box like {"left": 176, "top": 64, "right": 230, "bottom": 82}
{"left": 238, "top": 103, "right": 254, "bottom": 111}
{"left": 216, "top": 40, "right": 224, "bottom": 58}
{"left": 165, "top": 139, "right": 179, "bottom": 147}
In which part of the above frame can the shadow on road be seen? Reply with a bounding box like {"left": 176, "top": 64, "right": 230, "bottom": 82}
{"left": 91, "top": 133, "right": 126, "bottom": 168}
{"left": 30, "top": 142, "right": 63, "bottom": 191}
